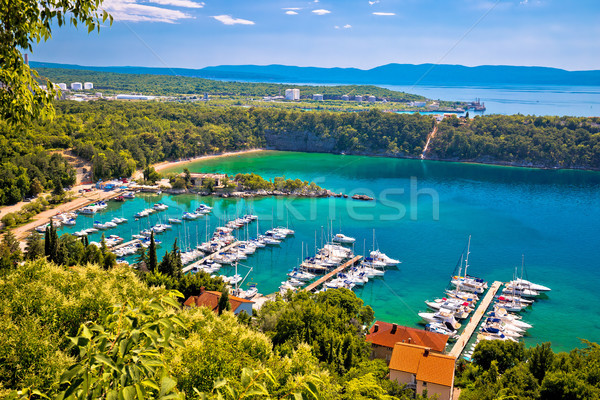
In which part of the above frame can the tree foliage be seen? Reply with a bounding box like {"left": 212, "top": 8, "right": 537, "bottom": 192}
{"left": 432, "top": 114, "right": 600, "bottom": 169}
{"left": 456, "top": 340, "right": 600, "bottom": 400}
{"left": 0, "top": 0, "right": 111, "bottom": 125}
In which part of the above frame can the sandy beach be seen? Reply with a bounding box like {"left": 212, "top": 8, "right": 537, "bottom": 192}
{"left": 133, "top": 149, "right": 265, "bottom": 179}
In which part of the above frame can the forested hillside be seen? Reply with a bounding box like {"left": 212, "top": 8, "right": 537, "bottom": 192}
{"left": 35, "top": 67, "right": 426, "bottom": 101}
{"left": 0, "top": 258, "right": 415, "bottom": 399}
{"left": 431, "top": 115, "right": 600, "bottom": 169}
{"left": 0, "top": 102, "right": 433, "bottom": 204}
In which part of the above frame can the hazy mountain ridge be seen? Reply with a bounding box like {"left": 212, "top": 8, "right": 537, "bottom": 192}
{"left": 30, "top": 61, "right": 600, "bottom": 86}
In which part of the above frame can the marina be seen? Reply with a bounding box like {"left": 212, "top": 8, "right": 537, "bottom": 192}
{"left": 38, "top": 150, "right": 600, "bottom": 351}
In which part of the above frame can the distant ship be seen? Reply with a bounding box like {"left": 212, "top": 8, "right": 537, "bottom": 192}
{"left": 467, "top": 98, "right": 486, "bottom": 111}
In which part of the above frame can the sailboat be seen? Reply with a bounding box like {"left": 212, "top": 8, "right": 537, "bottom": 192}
{"left": 450, "top": 236, "right": 488, "bottom": 294}
{"left": 369, "top": 229, "right": 400, "bottom": 266}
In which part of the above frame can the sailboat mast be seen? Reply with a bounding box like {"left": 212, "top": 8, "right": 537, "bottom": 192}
{"left": 464, "top": 235, "right": 471, "bottom": 278}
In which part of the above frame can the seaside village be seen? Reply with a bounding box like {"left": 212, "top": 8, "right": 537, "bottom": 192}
{"left": 50, "top": 80, "right": 480, "bottom": 116}
{"left": 28, "top": 170, "right": 549, "bottom": 400}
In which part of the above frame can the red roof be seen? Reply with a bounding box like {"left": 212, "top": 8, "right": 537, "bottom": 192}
{"left": 366, "top": 321, "right": 449, "bottom": 353}
{"left": 184, "top": 290, "right": 253, "bottom": 314}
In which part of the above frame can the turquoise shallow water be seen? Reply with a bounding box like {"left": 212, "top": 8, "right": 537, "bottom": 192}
{"left": 63, "top": 151, "right": 600, "bottom": 352}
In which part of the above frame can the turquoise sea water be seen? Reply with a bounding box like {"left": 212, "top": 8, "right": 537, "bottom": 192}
{"left": 62, "top": 151, "right": 600, "bottom": 352}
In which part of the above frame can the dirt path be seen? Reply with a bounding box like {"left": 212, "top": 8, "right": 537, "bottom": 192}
{"left": 421, "top": 122, "right": 439, "bottom": 159}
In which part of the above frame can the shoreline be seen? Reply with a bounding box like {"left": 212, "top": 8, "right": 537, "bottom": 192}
{"left": 154, "top": 149, "right": 265, "bottom": 174}
{"left": 153, "top": 148, "right": 600, "bottom": 174}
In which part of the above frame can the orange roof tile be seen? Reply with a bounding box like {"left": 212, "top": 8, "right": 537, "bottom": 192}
{"left": 366, "top": 321, "right": 449, "bottom": 353}
{"left": 389, "top": 343, "right": 424, "bottom": 374}
{"left": 417, "top": 353, "right": 456, "bottom": 388}
{"left": 184, "top": 291, "right": 254, "bottom": 314}
{"left": 389, "top": 343, "right": 456, "bottom": 388}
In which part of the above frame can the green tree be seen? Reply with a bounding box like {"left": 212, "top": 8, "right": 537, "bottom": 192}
{"left": 25, "top": 232, "right": 44, "bottom": 260}
{"left": 52, "top": 179, "right": 64, "bottom": 197}
{"left": 0, "top": 231, "right": 22, "bottom": 270}
{"left": 0, "top": 0, "right": 111, "bottom": 125}
{"left": 218, "top": 288, "right": 230, "bottom": 315}
{"left": 529, "top": 342, "right": 555, "bottom": 383}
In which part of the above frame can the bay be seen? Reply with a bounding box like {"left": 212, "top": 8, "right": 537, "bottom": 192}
{"left": 381, "top": 84, "right": 600, "bottom": 117}
{"left": 62, "top": 151, "right": 600, "bottom": 352}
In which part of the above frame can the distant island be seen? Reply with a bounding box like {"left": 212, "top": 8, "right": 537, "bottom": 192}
{"left": 31, "top": 61, "right": 600, "bottom": 86}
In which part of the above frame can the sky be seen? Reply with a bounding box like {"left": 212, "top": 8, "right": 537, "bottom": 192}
{"left": 31, "top": 0, "right": 600, "bottom": 70}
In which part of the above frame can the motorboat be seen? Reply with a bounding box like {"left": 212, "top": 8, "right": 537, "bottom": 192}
{"left": 425, "top": 322, "right": 456, "bottom": 337}
{"left": 287, "top": 268, "right": 316, "bottom": 281}
{"left": 418, "top": 310, "right": 462, "bottom": 331}
{"left": 153, "top": 203, "right": 168, "bottom": 211}
{"left": 502, "top": 286, "right": 540, "bottom": 298}
{"left": 333, "top": 233, "right": 356, "bottom": 244}
{"left": 370, "top": 250, "right": 400, "bottom": 266}
{"left": 168, "top": 218, "right": 182, "bottom": 224}
{"left": 508, "top": 278, "right": 551, "bottom": 292}
{"left": 122, "top": 191, "right": 136, "bottom": 199}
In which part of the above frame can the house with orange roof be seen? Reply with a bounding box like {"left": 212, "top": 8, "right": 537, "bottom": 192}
{"left": 365, "top": 321, "right": 449, "bottom": 362}
{"left": 388, "top": 342, "right": 456, "bottom": 400}
{"left": 183, "top": 287, "right": 254, "bottom": 316}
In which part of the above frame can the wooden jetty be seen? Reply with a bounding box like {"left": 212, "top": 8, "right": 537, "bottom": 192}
{"left": 448, "top": 280, "right": 502, "bottom": 358}
{"left": 303, "top": 255, "right": 363, "bottom": 292}
{"left": 111, "top": 238, "right": 141, "bottom": 250}
{"left": 182, "top": 241, "right": 240, "bottom": 274}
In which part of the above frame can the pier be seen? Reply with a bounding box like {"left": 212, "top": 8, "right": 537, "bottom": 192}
{"left": 111, "top": 238, "right": 141, "bottom": 250}
{"left": 303, "top": 255, "right": 363, "bottom": 292}
{"left": 182, "top": 241, "right": 240, "bottom": 274}
{"left": 448, "top": 280, "right": 502, "bottom": 358}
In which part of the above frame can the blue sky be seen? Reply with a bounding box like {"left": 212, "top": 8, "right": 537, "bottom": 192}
{"left": 32, "top": 0, "right": 600, "bottom": 70}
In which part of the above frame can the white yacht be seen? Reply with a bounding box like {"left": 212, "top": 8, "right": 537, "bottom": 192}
{"left": 333, "top": 233, "right": 356, "bottom": 244}
{"left": 370, "top": 250, "right": 400, "bottom": 266}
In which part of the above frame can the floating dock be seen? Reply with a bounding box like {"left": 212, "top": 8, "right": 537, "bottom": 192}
{"left": 448, "top": 280, "right": 502, "bottom": 358}
{"left": 303, "top": 255, "right": 363, "bottom": 292}
{"left": 182, "top": 241, "right": 240, "bottom": 274}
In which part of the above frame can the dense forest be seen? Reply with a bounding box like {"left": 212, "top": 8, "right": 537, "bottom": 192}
{"left": 2, "top": 100, "right": 600, "bottom": 206}
{"left": 456, "top": 339, "right": 600, "bottom": 399}
{"left": 431, "top": 115, "right": 600, "bottom": 169}
{"left": 36, "top": 67, "right": 427, "bottom": 101}
{"left": 0, "top": 101, "right": 433, "bottom": 204}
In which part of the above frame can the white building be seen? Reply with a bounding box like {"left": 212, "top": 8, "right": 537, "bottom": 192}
{"left": 71, "top": 82, "right": 82, "bottom": 90}
{"left": 368, "top": 96, "right": 376, "bottom": 103}
{"left": 313, "top": 94, "right": 323, "bottom": 101}
{"left": 341, "top": 95, "right": 350, "bottom": 101}
{"left": 285, "top": 88, "right": 300, "bottom": 100}
{"left": 355, "top": 95, "right": 363, "bottom": 102}
{"left": 57, "top": 83, "right": 67, "bottom": 91}
{"left": 84, "top": 82, "right": 93, "bottom": 90}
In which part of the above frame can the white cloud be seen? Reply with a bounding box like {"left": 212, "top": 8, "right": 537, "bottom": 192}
{"left": 372, "top": 11, "right": 395, "bottom": 16}
{"left": 285, "top": 10, "right": 298, "bottom": 15}
{"left": 334, "top": 25, "right": 339, "bottom": 29}
{"left": 150, "top": 0, "right": 204, "bottom": 8}
{"left": 314, "top": 0, "right": 319, "bottom": 2}
{"left": 212, "top": 14, "right": 255, "bottom": 25}
{"left": 102, "top": 0, "right": 193, "bottom": 23}
{"left": 282, "top": 7, "right": 301, "bottom": 10}
{"left": 312, "top": 9, "right": 331, "bottom": 15}
{"left": 368, "top": 0, "right": 380, "bottom": 4}
{"left": 343, "top": 24, "right": 352, "bottom": 28}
